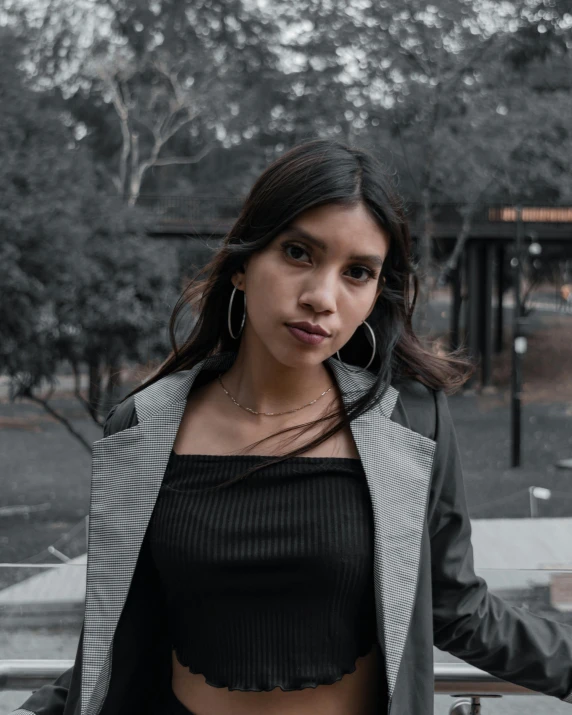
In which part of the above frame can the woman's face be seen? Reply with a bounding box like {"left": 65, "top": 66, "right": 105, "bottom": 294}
{"left": 232, "top": 201, "right": 391, "bottom": 369}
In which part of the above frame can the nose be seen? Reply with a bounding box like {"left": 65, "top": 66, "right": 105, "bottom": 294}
{"left": 298, "top": 271, "right": 338, "bottom": 314}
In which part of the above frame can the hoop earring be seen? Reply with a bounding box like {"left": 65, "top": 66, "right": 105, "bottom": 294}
{"left": 336, "top": 320, "right": 376, "bottom": 371}
{"left": 228, "top": 285, "right": 246, "bottom": 339}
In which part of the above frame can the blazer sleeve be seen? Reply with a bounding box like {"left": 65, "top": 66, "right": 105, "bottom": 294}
{"left": 429, "top": 388, "right": 572, "bottom": 703}
{"left": 8, "top": 403, "right": 128, "bottom": 715}
{"left": 8, "top": 626, "right": 83, "bottom": 715}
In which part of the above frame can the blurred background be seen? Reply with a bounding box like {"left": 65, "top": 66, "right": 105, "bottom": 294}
{"left": 1, "top": 0, "right": 572, "bottom": 712}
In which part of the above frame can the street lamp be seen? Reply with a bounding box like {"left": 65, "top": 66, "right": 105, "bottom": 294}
{"left": 529, "top": 486, "right": 551, "bottom": 517}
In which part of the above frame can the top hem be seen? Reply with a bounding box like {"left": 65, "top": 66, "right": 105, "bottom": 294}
{"left": 172, "top": 642, "right": 380, "bottom": 692}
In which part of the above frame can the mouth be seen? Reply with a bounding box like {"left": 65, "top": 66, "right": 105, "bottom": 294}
{"left": 285, "top": 324, "right": 330, "bottom": 346}
{"left": 285, "top": 322, "right": 331, "bottom": 337}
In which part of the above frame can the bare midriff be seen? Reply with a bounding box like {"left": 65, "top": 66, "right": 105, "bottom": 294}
{"left": 171, "top": 644, "right": 383, "bottom": 715}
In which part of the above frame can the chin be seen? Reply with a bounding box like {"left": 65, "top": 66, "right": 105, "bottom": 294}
{"left": 281, "top": 348, "right": 330, "bottom": 369}
{"left": 259, "top": 342, "right": 321, "bottom": 369}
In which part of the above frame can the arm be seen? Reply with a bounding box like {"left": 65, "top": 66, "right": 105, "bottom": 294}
{"left": 429, "top": 389, "right": 572, "bottom": 703}
{"left": 9, "top": 403, "right": 128, "bottom": 715}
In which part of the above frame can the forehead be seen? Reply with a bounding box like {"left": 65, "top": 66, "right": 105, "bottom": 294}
{"left": 284, "top": 202, "right": 390, "bottom": 256}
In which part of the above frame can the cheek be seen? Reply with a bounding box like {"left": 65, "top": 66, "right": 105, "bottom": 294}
{"left": 244, "top": 258, "right": 289, "bottom": 319}
{"left": 249, "top": 252, "right": 292, "bottom": 291}
{"left": 339, "top": 306, "right": 366, "bottom": 336}
{"left": 340, "top": 288, "right": 375, "bottom": 318}
{"left": 338, "top": 293, "right": 378, "bottom": 341}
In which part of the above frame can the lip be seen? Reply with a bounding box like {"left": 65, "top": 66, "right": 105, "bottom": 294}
{"left": 286, "top": 325, "right": 327, "bottom": 346}
{"left": 286, "top": 321, "right": 331, "bottom": 337}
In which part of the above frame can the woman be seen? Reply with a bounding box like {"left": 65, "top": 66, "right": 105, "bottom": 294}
{"left": 11, "top": 139, "right": 572, "bottom": 715}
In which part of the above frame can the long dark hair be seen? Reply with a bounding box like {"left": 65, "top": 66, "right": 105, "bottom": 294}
{"left": 124, "top": 139, "right": 474, "bottom": 490}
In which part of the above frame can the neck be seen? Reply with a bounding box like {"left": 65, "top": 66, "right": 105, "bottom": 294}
{"left": 219, "top": 339, "right": 336, "bottom": 420}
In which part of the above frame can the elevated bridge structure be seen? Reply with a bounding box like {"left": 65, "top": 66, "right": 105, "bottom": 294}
{"left": 141, "top": 196, "right": 572, "bottom": 388}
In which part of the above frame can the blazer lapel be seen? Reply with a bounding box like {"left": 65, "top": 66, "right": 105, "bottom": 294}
{"left": 83, "top": 360, "right": 213, "bottom": 715}
{"left": 326, "top": 358, "right": 437, "bottom": 702}
{"left": 83, "top": 351, "right": 436, "bottom": 715}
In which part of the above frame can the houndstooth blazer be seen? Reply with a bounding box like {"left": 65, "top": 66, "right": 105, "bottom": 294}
{"left": 11, "top": 350, "right": 572, "bottom": 715}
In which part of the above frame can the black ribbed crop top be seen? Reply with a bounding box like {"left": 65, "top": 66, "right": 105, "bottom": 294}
{"left": 147, "top": 449, "right": 383, "bottom": 693}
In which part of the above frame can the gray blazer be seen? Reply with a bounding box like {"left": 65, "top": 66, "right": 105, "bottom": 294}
{"left": 11, "top": 350, "right": 572, "bottom": 715}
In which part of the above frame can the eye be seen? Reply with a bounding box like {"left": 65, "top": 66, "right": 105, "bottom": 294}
{"left": 281, "top": 241, "right": 378, "bottom": 284}
{"left": 348, "top": 266, "right": 376, "bottom": 282}
{"left": 283, "top": 243, "right": 309, "bottom": 262}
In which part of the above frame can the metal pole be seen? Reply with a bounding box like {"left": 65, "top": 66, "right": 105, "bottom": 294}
{"left": 511, "top": 206, "right": 524, "bottom": 468}
{"left": 481, "top": 243, "right": 494, "bottom": 387}
{"left": 495, "top": 243, "right": 505, "bottom": 353}
{"left": 466, "top": 241, "right": 480, "bottom": 389}
{"left": 529, "top": 487, "right": 536, "bottom": 518}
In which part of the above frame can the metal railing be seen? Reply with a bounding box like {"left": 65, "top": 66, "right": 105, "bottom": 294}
{"left": 0, "top": 660, "right": 72, "bottom": 691}
{"left": 2, "top": 563, "right": 572, "bottom": 712}
{"left": 0, "top": 659, "right": 551, "bottom": 713}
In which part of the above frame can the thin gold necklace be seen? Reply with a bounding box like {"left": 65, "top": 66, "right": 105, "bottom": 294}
{"left": 217, "top": 374, "right": 333, "bottom": 416}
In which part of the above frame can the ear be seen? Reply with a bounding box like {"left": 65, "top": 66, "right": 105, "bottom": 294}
{"left": 231, "top": 262, "right": 248, "bottom": 290}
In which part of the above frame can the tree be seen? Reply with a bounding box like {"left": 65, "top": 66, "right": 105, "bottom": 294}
{"left": 277, "top": 0, "right": 572, "bottom": 309}
{"left": 271, "top": 0, "right": 512, "bottom": 323}
{"left": 0, "top": 27, "right": 178, "bottom": 451}
{"left": 93, "top": 51, "right": 215, "bottom": 205}
{"left": 9, "top": 0, "right": 288, "bottom": 201}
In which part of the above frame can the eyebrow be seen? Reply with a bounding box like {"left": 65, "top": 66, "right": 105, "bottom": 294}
{"left": 283, "top": 225, "right": 384, "bottom": 268}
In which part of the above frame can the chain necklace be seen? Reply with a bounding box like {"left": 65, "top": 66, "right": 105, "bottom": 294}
{"left": 217, "top": 374, "right": 333, "bottom": 416}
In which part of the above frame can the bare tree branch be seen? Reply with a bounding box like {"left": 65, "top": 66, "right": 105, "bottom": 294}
{"left": 153, "top": 143, "right": 215, "bottom": 166}
{"left": 98, "top": 52, "right": 210, "bottom": 205}
{"left": 22, "top": 391, "right": 95, "bottom": 454}
{"left": 101, "top": 69, "right": 131, "bottom": 198}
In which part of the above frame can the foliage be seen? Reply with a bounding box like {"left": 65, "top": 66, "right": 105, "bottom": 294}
{"left": 0, "top": 27, "right": 178, "bottom": 439}
{"left": 2, "top": 0, "right": 572, "bottom": 394}
{"left": 9, "top": 0, "right": 288, "bottom": 199}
